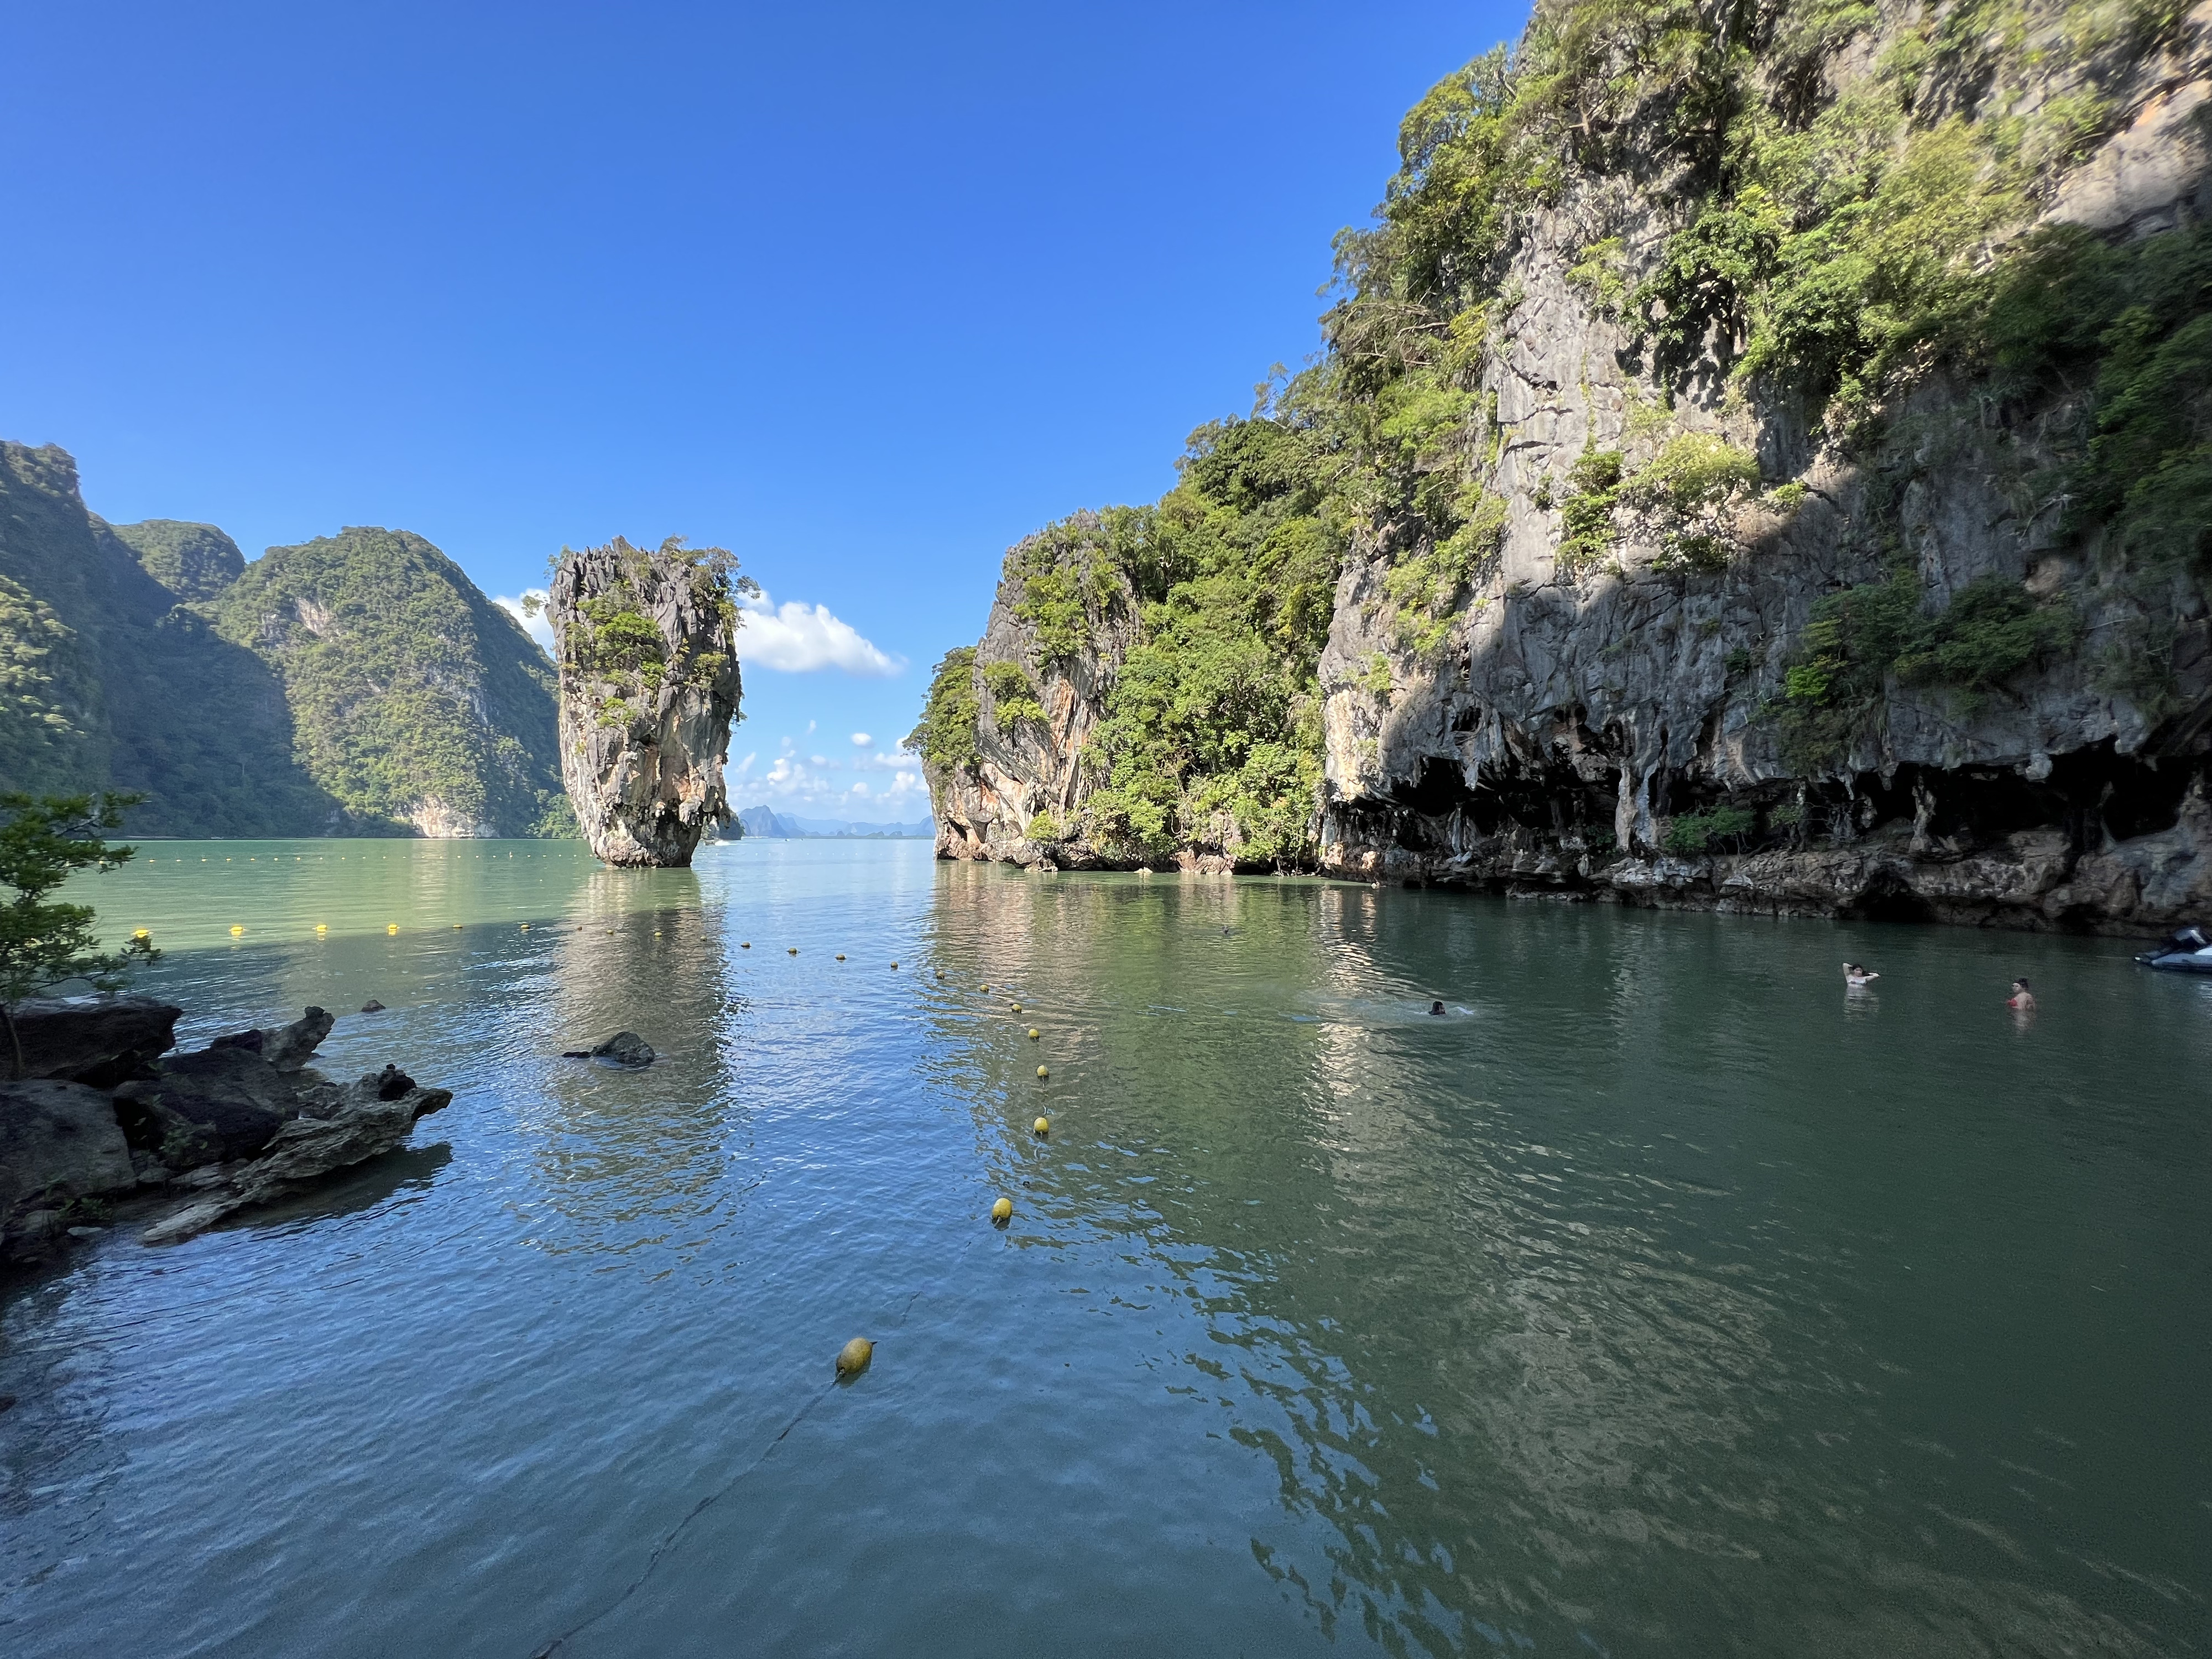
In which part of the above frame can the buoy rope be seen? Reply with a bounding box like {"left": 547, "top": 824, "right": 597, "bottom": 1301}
{"left": 526, "top": 1224, "right": 989, "bottom": 1656}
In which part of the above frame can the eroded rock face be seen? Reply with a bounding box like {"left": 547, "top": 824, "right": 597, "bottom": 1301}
{"left": 1302, "top": 4, "right": 2212, "bottom": 932}
{"left": 547, "top": 537, "right": 745, "bottom": 867}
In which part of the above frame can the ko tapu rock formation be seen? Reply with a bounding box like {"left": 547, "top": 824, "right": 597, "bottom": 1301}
{"left": 546, "top": 536, "right": 749, "bottom": 867}
{"left": 918, "top": 0, "right": 2212, "bottom": 935}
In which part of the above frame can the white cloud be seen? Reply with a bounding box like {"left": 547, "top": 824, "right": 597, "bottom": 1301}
{"left": 851, "top": 732, "right": 872, "bottom": 746}
{"left": 494, "top": 590, "right": 556, "bottom": 655}
{"left": 853, "top": 747, "right": 924, "bottom": 773}
{"left": 735, "top": 593, "right": 903, "bottom": 676}
{"left": 731, "top": 745, "right": 931, "bottom": 821}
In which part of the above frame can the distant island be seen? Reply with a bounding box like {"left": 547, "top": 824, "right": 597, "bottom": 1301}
{"left": 0, "top": 442, "right": 566, "bottom": 839}
{"left": 733, "top": 806, "right": 930, "bottom": 840}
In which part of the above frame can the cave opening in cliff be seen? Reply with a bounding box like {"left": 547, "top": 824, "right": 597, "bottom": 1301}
{"left": 1863, "top": 744, "right": 2200, "bottom": 855}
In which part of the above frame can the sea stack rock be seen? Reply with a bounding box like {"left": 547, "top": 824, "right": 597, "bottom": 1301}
{"left": 546, "top": 536, "right": 750, "bottom": 867}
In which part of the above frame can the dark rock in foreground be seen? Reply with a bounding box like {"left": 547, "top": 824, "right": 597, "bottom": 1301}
{"left": 0, "top": 1081, "right": 137, "bottom": 1262}
{"left": 120, "top": 1046, "right": 302, "bottom": 1161}
{"left": 140, "top": 1071, "right": 453, "bottom": 1245}
{"left": 0, "top": 1000, "right": 456, "bottom": 1262}
{"left": 6, "top": 995, "right": 181, "bottom": 1087}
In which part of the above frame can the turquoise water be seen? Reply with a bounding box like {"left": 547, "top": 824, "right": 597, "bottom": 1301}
{"left": 2, "top": 838, "right": 2206, "bottom": 1655}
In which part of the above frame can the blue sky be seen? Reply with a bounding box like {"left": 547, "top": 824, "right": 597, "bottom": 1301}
{"left": 3, "top": 0, "right": 1523, "bottom": 820}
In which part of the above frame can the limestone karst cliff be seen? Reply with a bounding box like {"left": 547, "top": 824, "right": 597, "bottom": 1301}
{"left": 546, "top": 536, "right": 747, "bottom": 867}
{"left": 919, "top": 0, "right": 2212, "bottom": 931}
{"left": 0, "top": 441, "right": 571, "bottom": 837}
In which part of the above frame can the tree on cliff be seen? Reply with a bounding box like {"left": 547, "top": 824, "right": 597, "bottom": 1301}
{"left": 0, "top": 793, "right": 159, "bottom": 1076}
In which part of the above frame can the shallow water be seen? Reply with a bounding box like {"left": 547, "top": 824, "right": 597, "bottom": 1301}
{"left": 2, "top": 838, "right": 2206, "bottom": 1656}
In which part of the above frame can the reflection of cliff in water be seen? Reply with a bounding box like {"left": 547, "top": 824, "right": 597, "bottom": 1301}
{"left": 919, "top": 873, "right": 2148, "bottom": 1656}
{"left": 517, "top": 868, "right": 750, "bottom": 1270}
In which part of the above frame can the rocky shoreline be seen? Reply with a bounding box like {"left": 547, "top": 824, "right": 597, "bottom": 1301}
{"left": 1, "top": 995, "right": 451, "bottom": 1265}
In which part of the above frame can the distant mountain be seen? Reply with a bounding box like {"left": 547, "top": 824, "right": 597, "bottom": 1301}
{"left": 736, "top": 805, "right": 931, "bottom": 839}
{"left": 0, "top": 440, "right": 570, "bottom": 838}
{"left": 209, "top": 526, "right": 568, "bottom": 837}
{"left": 0, "top": 442, "right": 337, "bottom": 834}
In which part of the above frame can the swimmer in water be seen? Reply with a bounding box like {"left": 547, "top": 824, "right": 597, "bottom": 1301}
{"left": 1844, "top": 962, "right": 1879, "bottom": 987}
{"left": 1430, "top": 1000, "right": 1446, "bottom": 1016}
{"left": 2007, "top": 977, "right": 2036, "bottom": 1011}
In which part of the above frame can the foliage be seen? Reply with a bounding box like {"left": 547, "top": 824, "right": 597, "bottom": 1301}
{"left": 1631, "top": 432, "right": 1761, "bottom": 513}
{"left": 1072, "top": 413, "right": 1343, "bottom": 864}
{"left": 982, "top": 660, "right": 1047, "bottom": 728}
{"left": 0, "top": 442, "right": 342, "bottom": 835}
{"left": 1781, "top": 571, "right": 2078, "bottom": 765}
{"left": 1557, "top": 450, "right": 1626, "bottom": 570}
{"left": 1980, "top": 220, "right": 2212, "bottom": 573}
{"left": 216, "top": 527, "right": 572, "bottom": 835}
{"left": 105, "top": 519, "right": 244, "bottom": 601}
{"left": 1384, "top": 494, "right": 1507, "bottom": 652}
{"left": 908, "top": 647, "right": 981, "bottom": 771}
{"left": 1025, "top": 810, "right": 1063, "bottom": 842}
{"left": 0, "top": 574, "right": 88, "bottom": 792}
{"left": 0, "top": 793, "right": 159, "bottom": 1074}
{"left": 1663, "top": 802, "right": 1756, "bottom": 853}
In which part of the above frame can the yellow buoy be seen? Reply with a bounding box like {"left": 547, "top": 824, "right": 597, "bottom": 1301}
{"left": 520, "top": 923, "right": 530, "bottom": 931}
{"left": 131, "top": 928, "right": 150, "bottom": 942}
{"left": 1010, "top": 1002, "right": 1022, "bottom": 1014}
{"left": 388, "top": 924, "right": 399, "bottom": 935}
{"left": 1027, "top": 1027, "right": 1040, "bottom": 1040}
{"left": 1032, "top": 1116, "right": 1050, "bottom": 1137}
{"left": 741, "top": 942, "right": 752, "bottom": 949}
{"left": 980, "top": 983, "right": 989, "bottom": 993}
{"left": 890, "top": 962, "right": 899, "bottom": 970}
{"left": 788, "top": 947, "right": 799, "bottom": 955}
{"left": 835, "top": 1337, "right": 874, "bottom": 1378}
{"left": 452, "top": 924, "right": 463, "bottom": 930}
{"left": 229, "top": 925, "right": 244, "bottom": 936}
{"left": 991, "top": 1197, "right": 1013, "bottom": 1225}
{"left": 836, "top": 953, "right": 846, "bottom": 961}
{"left": 1036, "top": 1065, "right": 1049, "bottom": 1079}
{"left": 315, "top": 924, "right": 327, "bottom": 933}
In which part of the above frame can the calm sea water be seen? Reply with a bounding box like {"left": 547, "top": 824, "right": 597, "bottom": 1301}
{"left": 1, "top": 838, "right": 2206, "bottom": 1657}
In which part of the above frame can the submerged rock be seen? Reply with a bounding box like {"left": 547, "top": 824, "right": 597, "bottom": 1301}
{"left": 587, "top": 1031, "right": 655, "bottom": 1067}
{"left": 4, "top": 995, "right": 181, "bottom": 1087}
{"left": 0, "top": 1080, "right": 139, "bottom": 1260}
{"left": 140, "top": 1071, "right": 453, "bottom": 1245}
{"left": 545, "top": 536, "right": 746, "bottom": 867}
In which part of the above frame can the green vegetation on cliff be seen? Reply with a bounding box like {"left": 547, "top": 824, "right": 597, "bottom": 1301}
{"left": 0, "top": 442, "right": 338, "bottom": 833}
{"left": 0, "top": 441, "right": 571, "bottom": 837}
{"left": 924, "top": 0, "right": 2209, "bottom": 846}
{"left": 915, "top": 412, "right": 1345, "bottom": 864}
{"left": 213, "top": 528, "right": 568, "bottom": 836}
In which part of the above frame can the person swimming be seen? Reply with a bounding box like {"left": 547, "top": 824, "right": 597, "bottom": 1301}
{"left": 1844, "top": 962, "right": 1879, "bottom": 987}
{"left": 1430, "top": 1000, "right": 1446, "bottom": 1016}
{"left": 2007, "top": 977, "right": 2036, "bottom": 1011}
